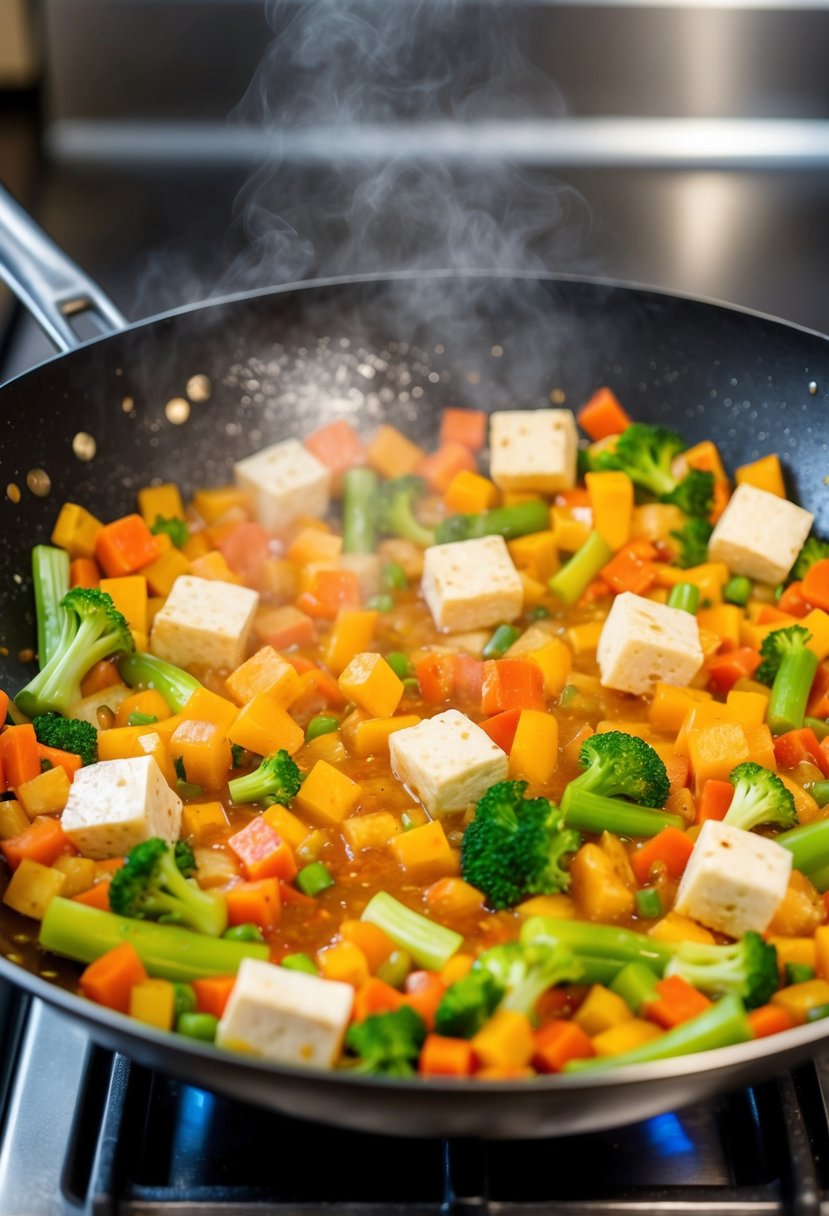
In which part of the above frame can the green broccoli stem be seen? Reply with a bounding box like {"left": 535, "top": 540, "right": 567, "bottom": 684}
{"left": 39, "top": 898, "right": 268, "bottom": 981}
{"left": 119, "top": 652, "right": 201, "bottom": 713}
{"left": 564, "top": 994, "right": 751, "bottom": 1071}
{"left": 804, "top": 862, "right": 829, "bottom": 893}
{"left": 521, "top": 915, "right": 673, "bottom": 973}
{"left": 667, "top": 582, "right": 700, "bottom": 614}
{"left": 475, "top": 500, "right": 550, "bottom": 541}
{"left": 342, "top": 468, "right": 379, "bottom": 554}
{"left": 548, "top": 531, "right": 613, "bottom": 606}
{"left": 32, "top": 545, "right": 70, "bottom": 669}
{"left": 777, "top": 819, "right": 829, "bottom": 876}
{"left": 361, "top": 891, "right": 462, "bottom": 971}
{"left": 561, "top": 786, "right": 684, "bottom": 838}
{"left": 768, "top": 648, "right": 819, "bottom": 735}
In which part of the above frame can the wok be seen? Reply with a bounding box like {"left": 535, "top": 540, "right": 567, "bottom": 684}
{"left": 1, "top": 182, "right": 829, "bottom": 1139}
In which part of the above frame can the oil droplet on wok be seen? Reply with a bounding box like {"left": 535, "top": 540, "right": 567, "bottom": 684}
{"left": 72, "top": 432, "right": 96, "bottom": 461}
{"left": 5, "top": 483, "right": 20, "bottom": 504}
{"left": 186, "top": 374, "right": 212, "bottom": 403}
{"left": 550, "top": 388, "right": 566, "bottom": 404}
{"left": 17, "top": 648, "right": 34, "bottom": 664}
{"left": 809, "top": 382, "right": 818, "bottom": 395}
{"left": 165, "top": 397, "right": 190, "bottom": 425}
{"left": 26, "top": 469, "right": 51, "bottom": 497}
{"left": 122, "top": 396, "right": 135, "bottom": 413}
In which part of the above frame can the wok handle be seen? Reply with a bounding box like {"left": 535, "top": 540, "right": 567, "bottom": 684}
{"left": 0, "top": 183, "right": 127, "bottom": 353}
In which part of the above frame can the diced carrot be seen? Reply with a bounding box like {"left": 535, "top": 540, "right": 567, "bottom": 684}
{"left": 70, "top": 557, "right": 100, "bottom": 588}
{"left": 439, "top": 408, "right": 488, "bottom": 452}
{"left": 748, "top": 1004, "right": 796, "bottom": 1039}
{"left": 94, "top": 514, "right": 158, "bottom": 578}
{"left": 808, "top": 662, "right": 829, "bottom": 719}
{"left": 802, "top": 560, "right": 829, "bottom": 612}
{"left": 631, "top": 827, "right": 694, "bottom": 885}
{"left": 479, "top": 708, "right": 522, "bottom": 753}
{"left": 255, "top": 605, "right": 317, "bottom": 651}
{"left": 453, "top": 655, "right": 484, "bottom": 706}
{"left": 645, "top": 975, "right": 712, "bottom": 1029}
{"left": 481, "top": 660, "right": 545, "bottom": 714}
{"left": 664, "top": 754, "right": 690, "bottom": 796}
{"left": 402, "top": 971, "right": 446, "bottom": 1030}
{"left": 414, "top": 652, "right": 455, "bottom": 705}
{"left": 352, "top": 977, "right": 405, "bottom": 1022}
{"left": 695, "top": 779, "right": 734, "bottom": 825}
{"left": 295, "top": 569, "right": 361, "bottom": 620}
{"left": 555, "top": 488, "right": 591, "bottom": 510}
{"left": 601, "top": 545, "right": 656, "bottom": 596}
{"left": 577, "top": 388, "right": 632, "bottom": 441}
{"left": 36, "top": 744, "right": 82, "bottom": 781}
{"left": 192, "top": 975, "right": 236, "bottom": 1018}
{"left": 73, "top": 880, "right": 114, "bottom": 910}
{"left": 295, "top": 666, "right": 348, "bottom": 710}
{"left": 225, "top": 878, "right": 282, "bottom": 932}
{"left": 705, "top": 647, "right": 761, "bottom": 694}
{"left": 419, "top": 1033, "right": 476, "bottom": 1077}
{"left": 0, "top": 724, "right": 40, "bottom": 788}
{"left": 80, "top": 942, "right": 148, "bottom": 1014}
{"left": 426, "top": 877, "right": 485, "bottom": 920}
{"left": 0, "top": 690, "right": 7, "bottom": 725}
{"left": 218, "top": 521, "right": 269, "bottom": 582}
{"left": 416, "top": 443, "right": 477, "bottom": 495}
{"left": 775, "top": 728, "right": 829, "bottom": 777}
{"left": 304, "top": 420, "right": 366, "bottom": 479}
{"left": 227, "top": 818, "right": 297, "bottom": 882}
{"left": 778, "top": 581, "right": 810, "bottom": 618}
{"left": 278, "top": 880, "right": 316, "bottom": 908}
{"left": 80, "top": 659, "right": 123, "bottom": 697}
{"left": 1, "top": 815, "right": 75, "bottom": 870}
{"left": 340, "top": 920, "right": 395, "bottom": 972}
{"left": 532, "top": 1019, "right": 595, "bottom": 1072}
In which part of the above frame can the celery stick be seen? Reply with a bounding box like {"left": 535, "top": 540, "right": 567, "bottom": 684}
{"left": 361, "top": 891, "right": 462, "bottom": 971}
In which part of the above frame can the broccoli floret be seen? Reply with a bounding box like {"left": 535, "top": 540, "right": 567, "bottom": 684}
{"left": 723, "top": 761, "right": 797, "bottom": 832}
{"left": 33, "top": 714, "right": 97, "bottom": 766}
{"left": 592, "top": 422, "right": 685, "bottom": 499}
{"left": 461, "top": 781, "right": 581, "bottom": 910}
{"left": 791, "top": 536, "right": 829, "bottom": 582}
{"left": 567, "top": 732, "right": 670, "bottom": 808}
{"left": 665, "top": 931, "right": 779, "bottom": 1009}
{"left": 476, "top": 940, "right": 583, "bottom": 1018}
{"left": 670, "top": 517, "right": 713, "bottom": 569}
{"left": 228, "top": 749, "right": 303, "bottom": 807}
{"left": 16, "top": 588, "right": 134, "bottom": 718}
{"left": 661, "top": 469, "right": 714, "bottom": 518}
{"left": 150, "top": 515, "right": 189, "bottom": 548}
{"left": 434, "top": 968, "right": 504, "bottom": 1038}
{"left": 756, "top": 624, "right": 812, "bottom": 686}
{"left": 371, "top": 476, "right": 434, "bottom": 547}
{"left": 344, "top": 1005, "right": 426, "bottom": 1076}
{"left": 108, "top": 837, "right": 227, "bottom": 937}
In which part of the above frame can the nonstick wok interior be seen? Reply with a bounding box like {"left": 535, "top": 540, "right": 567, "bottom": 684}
{"left": 0, "top": 270, "right": 828, "bottom": 1137}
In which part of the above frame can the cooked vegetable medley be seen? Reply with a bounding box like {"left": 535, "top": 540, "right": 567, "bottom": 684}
{"left": 6, "top": 390, "right": 829, "bottom": 1080}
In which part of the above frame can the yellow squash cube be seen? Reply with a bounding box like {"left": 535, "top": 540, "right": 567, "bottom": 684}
{"left": 169, "top": 719, "right": 233, "bottom": 790}
{"left": 224, "top": 646, "right": 301, "bottom": 708}
{"left": 227, "top": 695, "right": 304, "bottom": 758}
{"left": 16, "top": 766, "right": 72, "bottom": 817}
{"left": 390, "top": 820, "right": 457, "bottom": 879}
{"left": 352, "top": 715, "right": 421, "bottom": 757}
{"left": 129, "top": 979, "right": 177, "bottom": 1030}
{"left": 51, "top": 501, "right": 103, "bottom": 559}
{"left": 508, "top": 710, "right": 558, "bottom": 785}
{"left": 295, "top": 760, "right": 362, "bottom": 826}
{"left": 573, "top": 985, "right": 633, "bottom": 1036}
{"left": 338, "top": 653, "right": 404, "bottom": 718}
{"left": 138, "top": 483, "right": 186, "bottom": 525}
{"left": 181, "top": 800, "right": 229, "bottom": 841}
{"left": 141, "top": 548, "right": 190, "bottom": 598}
{"left": 99, "top": 575, "right": 148, "bottom": 636}
{"left": 325, "top": 610, "right": 379, "bottom": 677}
{"left": 342, "top": 812, "right": 400, "bottom": 851}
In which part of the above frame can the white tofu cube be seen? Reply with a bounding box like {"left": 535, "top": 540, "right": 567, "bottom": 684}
{"left": 489, "top": 409, "right": 577, "bottom": 494}
{"left": 597, "top": 591, "right": 704, "bottom": 696}
{"left": 234, "top": 439, "right": 330, "bottom": 533}
{"left": 708, "top": 483, "right": 813, "bottom": 585}
{"left": 673, "top": 819, "right": 792, "bottom": 937}
{"left": 60, "top": 756, "right": 182, "bottom": 859}
{"left": 389, "top": 709, "right": 508, "bottom": 816}
{"left": 216, "top": 958, "right": 353, "bottom": 1067}
{"left": 421, "top": 535, "right": 523, "bottom": 633}
{"left": 150, "top": 575, "right": 259, "bottom": 672}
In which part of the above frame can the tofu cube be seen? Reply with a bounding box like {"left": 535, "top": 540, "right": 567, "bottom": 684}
{"left": 421, "top": 535, "right": 523, "bottom": 633}
{"left": 60, "top": 755, "right": 182, "bottom": 859}
{"left": 597, "top": 591, "right": 704, "bottom": 696}
{"left": 673, "top": 819, "right": 792, "bottom": 937}
{"left": 389, "top": 709, "right": 508, "bottom": 816}
{"left": 234, "top": 439, "right": 330, "bottom": 533}
{"left": 489, "top": 409, "right": 577, "bottom": 494}
{"left": 216, "top": 958, "right": 353, "bottom": 1067}
{"left": 708, "top": 483, "right": 814, "bottom": 585}
{"left": 150, "top": 575, "right": 259, "bottom": 672}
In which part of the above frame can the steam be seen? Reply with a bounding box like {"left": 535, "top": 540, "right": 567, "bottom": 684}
{"left": 213, "top": 0, "right": 595, "bottom": 291}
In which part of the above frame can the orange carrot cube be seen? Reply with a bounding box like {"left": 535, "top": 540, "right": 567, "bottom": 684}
{"left": 95, "top": 514, "right": 158, "bottom": 577}
{"left": 227, "top": 817, "right": 297, "bottom": 882}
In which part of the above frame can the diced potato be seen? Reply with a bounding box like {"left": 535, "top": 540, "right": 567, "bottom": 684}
{"left": 342, "top": 813, "right": 401, "bottom": 852}
{"left": 16, "top": 766, "right": 72, "bottom": 818}
{"left": 52, "top": 855, "right": 97, "bottom": 897}
{"left": 569, "top": 843, "right": 635, "bottom": 922}
{"left": 766, "top": 870, "right": 824, "bottom": 938}
{"left": 3, "top": 859, "right": 66, "bottom": 919}
{"left": 0, "top": 800, "right": 30, "bottom": 840}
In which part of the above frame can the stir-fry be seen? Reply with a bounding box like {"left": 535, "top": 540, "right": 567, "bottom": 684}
{"left": 3, "top": 388, "right": 829, "bottom": 1080}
